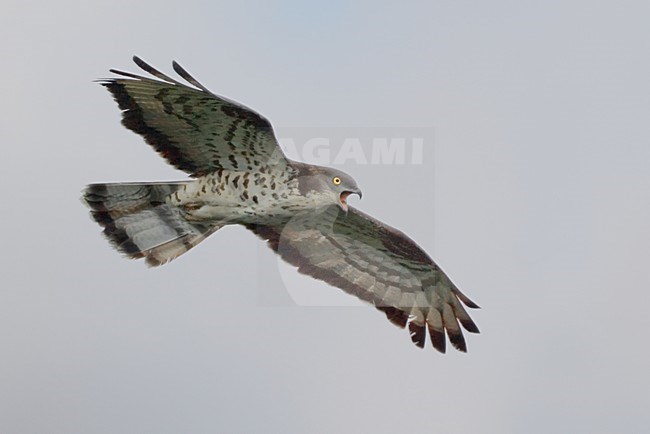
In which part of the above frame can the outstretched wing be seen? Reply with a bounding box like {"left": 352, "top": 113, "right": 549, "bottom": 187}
{"left": 100, "top": 56, "right": 290, "bottom": 177}
{"left": 247, "top": 206, "right": 480, "bottom": 352}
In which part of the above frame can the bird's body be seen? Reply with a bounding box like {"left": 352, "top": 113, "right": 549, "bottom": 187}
{"left": 83, "top": 56, "right": 480, "bottom": 352}
{"left": 167, "top": 167, "right": 301, "bottom": 222}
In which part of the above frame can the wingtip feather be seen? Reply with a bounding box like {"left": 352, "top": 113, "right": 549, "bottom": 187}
{"left": 172, "top": 60, "right": 211, "bottom": 93}
{"left": 459, "top": 317, "right": 480, "bottom": 334}
{"left": 454, "top": 289, "right": 481, "bottom": 309}
{"left": 427, "top": 325, "right": 446, "bottom": 353}
{"left": 408, "top": 322, "right": 426, "bottom": 348}
{"left": 377, "top": 306, "right": 408, "bottom": 329}
{"left": 447, "top": 329, "right": 467, "bottom": 352}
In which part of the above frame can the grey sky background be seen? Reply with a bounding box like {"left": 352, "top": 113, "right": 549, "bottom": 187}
{"left": 2, "top": 1, "right": 649, "bottom": 433}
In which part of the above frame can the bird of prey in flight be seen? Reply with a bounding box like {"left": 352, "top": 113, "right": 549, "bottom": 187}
{"left": 83, "top": 56, "right": 480, "bottom": 352}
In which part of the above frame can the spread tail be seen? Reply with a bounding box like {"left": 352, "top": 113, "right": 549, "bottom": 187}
{"left": 82, "top": 182, "right": 221, "bottom": 266}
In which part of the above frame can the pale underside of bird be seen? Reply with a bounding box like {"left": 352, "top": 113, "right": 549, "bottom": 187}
{"left": 82, "top": 56, "right": 480, "bottom": 353}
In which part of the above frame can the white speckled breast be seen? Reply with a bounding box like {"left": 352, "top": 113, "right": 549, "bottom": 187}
{"left": 165, "top": 166, "right": 312, "bottom": 222}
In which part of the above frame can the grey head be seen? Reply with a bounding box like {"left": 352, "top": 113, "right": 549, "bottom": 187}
{"left": 293, "top": 162, "right": 362, "bottom": 212}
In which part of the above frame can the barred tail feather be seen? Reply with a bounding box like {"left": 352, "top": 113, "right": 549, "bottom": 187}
{"left": 141, "top": 224, "right": 221, "bottom": 266}
{"left": 82, "top": 182, "right": 221, "bottom": 266}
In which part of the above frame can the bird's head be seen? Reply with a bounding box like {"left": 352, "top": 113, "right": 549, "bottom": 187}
{"left": 328, "top": 168, "right": 362, "bottom": 212}
{"left": 296, "top": 164, "right": 362, "bottom": 212}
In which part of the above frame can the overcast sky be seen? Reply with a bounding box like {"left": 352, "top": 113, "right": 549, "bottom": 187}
{"left": 2, "top": 1, "right": 649, "bottom": 433}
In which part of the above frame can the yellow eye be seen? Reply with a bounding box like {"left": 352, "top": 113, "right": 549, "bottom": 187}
{"left": 332, "top": 176, "right": 342, "bottom": 185}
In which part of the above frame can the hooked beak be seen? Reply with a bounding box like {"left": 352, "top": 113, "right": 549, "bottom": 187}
{"left": 338, "top": 188, "right": 362, "bottom": 212}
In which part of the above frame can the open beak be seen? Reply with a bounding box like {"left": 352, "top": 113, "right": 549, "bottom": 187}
{"left": 338, "top": 188, "right": 362, "bottom": 212}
